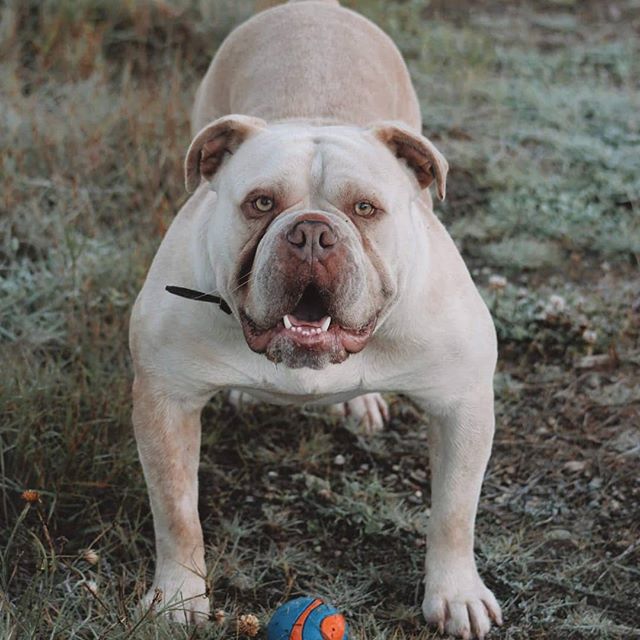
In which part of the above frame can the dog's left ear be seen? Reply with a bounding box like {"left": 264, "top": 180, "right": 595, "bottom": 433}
{"left": 184, "top": 114, "right": 267, "bottom": 193}
{"left": 370, "top": 122, "right": 449, "bottom": 200}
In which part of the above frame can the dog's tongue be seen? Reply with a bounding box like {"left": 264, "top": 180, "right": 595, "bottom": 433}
{"left": 283, "top": 314, "right": 331, "bottom": 331}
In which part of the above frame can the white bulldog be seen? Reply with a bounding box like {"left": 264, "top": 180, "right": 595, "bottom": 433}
{"left": 129, "top": 1, "right": 502, "bottom": 637}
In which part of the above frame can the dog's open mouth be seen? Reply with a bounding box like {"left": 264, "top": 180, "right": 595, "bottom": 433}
{"left": 240, "top": 284, "right": 376, "bottom": 362}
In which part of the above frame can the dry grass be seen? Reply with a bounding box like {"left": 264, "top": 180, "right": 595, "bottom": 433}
{"left": 1, "top": 0, "right": 639, "bottom": 638}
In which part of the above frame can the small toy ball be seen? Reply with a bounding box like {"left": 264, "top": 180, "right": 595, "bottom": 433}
{"left": 266, "top": 596, "right": 348, "bottom": 640}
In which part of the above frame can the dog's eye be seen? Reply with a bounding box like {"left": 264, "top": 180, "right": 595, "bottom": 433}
{"left": 252, "top": 196, "right": 275, "bottom": 212}
{"left": 354, "top": 201, "right": 375, "bottom": 217}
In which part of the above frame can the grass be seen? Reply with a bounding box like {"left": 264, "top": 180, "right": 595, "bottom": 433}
{"left": 1, "top": 0, "right": 639, "bottom": 638}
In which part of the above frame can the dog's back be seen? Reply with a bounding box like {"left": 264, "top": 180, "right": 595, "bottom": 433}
{"left": 191, "top": 0, "right": 421, "bottom": 134}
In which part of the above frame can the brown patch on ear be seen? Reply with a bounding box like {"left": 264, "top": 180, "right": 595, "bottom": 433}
{"left": 184, "top": 115, "right": 267, "bottom": 193}
{"left": 370, "top": 121, "right": 449, "bottom": 200}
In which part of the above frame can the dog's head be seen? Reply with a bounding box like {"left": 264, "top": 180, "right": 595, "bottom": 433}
{"left": 185, "top": 116, "right": 447, "bottom": 369}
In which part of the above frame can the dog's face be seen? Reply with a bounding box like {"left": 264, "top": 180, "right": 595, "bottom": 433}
{"left": 185, "top": 117, "right": 447, "bottom": 369}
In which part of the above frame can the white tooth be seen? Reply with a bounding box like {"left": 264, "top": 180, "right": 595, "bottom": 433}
{"left": 321, "top": 316, "right": 331, "bottom": 332}
{"left": 283, "top": 315, "right": 292, "bottom": 329}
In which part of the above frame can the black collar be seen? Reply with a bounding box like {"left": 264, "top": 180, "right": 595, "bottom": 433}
{"left": 165, "top": 285, "right": 232, "bottom": 315}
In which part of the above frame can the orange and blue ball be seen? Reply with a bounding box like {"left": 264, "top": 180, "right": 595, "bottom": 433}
{"left": 266, "top": 596, "right": 349, "bottom": 640}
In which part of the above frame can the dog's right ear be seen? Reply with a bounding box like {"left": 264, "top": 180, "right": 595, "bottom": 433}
{"left": 184, "top": 115, "right": 267, "bottom": 192}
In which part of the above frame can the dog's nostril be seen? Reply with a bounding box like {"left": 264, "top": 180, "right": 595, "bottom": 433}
{"left": 286, "top": 226, "right": 307, "bottom": 247}
{"left": 319, "top": 227, "right": 337, "bottom": 248}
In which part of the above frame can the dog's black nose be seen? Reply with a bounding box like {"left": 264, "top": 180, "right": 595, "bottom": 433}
{"left": 286, "top": 219, "right": 337, "bottom": 261}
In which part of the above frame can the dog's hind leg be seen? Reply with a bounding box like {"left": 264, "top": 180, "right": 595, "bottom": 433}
{"left": 330, "top": 393, "right": 389, "bottom": 434}
{"left": 228, "top": 390, "right": 389, "bottom": 435}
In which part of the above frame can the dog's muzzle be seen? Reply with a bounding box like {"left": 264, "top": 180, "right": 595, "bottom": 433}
{"left": 238, "top": 211, "right": 378, "bottom": 369}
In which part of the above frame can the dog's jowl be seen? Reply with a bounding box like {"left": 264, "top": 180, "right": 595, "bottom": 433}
{"left": 130, "top": 1, "right": 502, "bottom": 637}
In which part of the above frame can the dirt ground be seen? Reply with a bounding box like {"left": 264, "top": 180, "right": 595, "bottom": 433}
{"left": 1, "top": 0, "right": 638, "bottom": 638}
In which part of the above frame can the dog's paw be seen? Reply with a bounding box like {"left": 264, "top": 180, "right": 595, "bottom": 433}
{"left": 142, "top": 573, "right": 209, "bottom": 625}
{"left": 422, "top": 569, "right": 502, "bottom": 639}
{"left": 331, "top": 393, "right": 389, "bottom": 435}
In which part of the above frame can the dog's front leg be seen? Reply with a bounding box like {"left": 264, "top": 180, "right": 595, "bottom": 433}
{"left": 132, "top": 375, "right": 209, "bottom": 624}
{"left": 413, "top": 387, "right": 502, "bottom": 639}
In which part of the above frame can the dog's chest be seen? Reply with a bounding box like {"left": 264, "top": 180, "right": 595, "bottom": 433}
{"left": 220, "top": 356, "right": 371, "bottom": 406}
{"left": 194, "top": 338, "right": 391, "bottom": 405}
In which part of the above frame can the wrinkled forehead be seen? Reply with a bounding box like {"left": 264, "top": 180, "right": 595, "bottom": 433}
{"left": 222, "top": 123, "right": 403, "bottom": 198}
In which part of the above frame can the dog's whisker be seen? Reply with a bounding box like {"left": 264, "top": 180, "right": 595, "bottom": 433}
{"left": 230, "top": 273, "right": 253, "bottom": 294}
{"left": 197, "top": 286, "right": 227, "bottom": 299}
